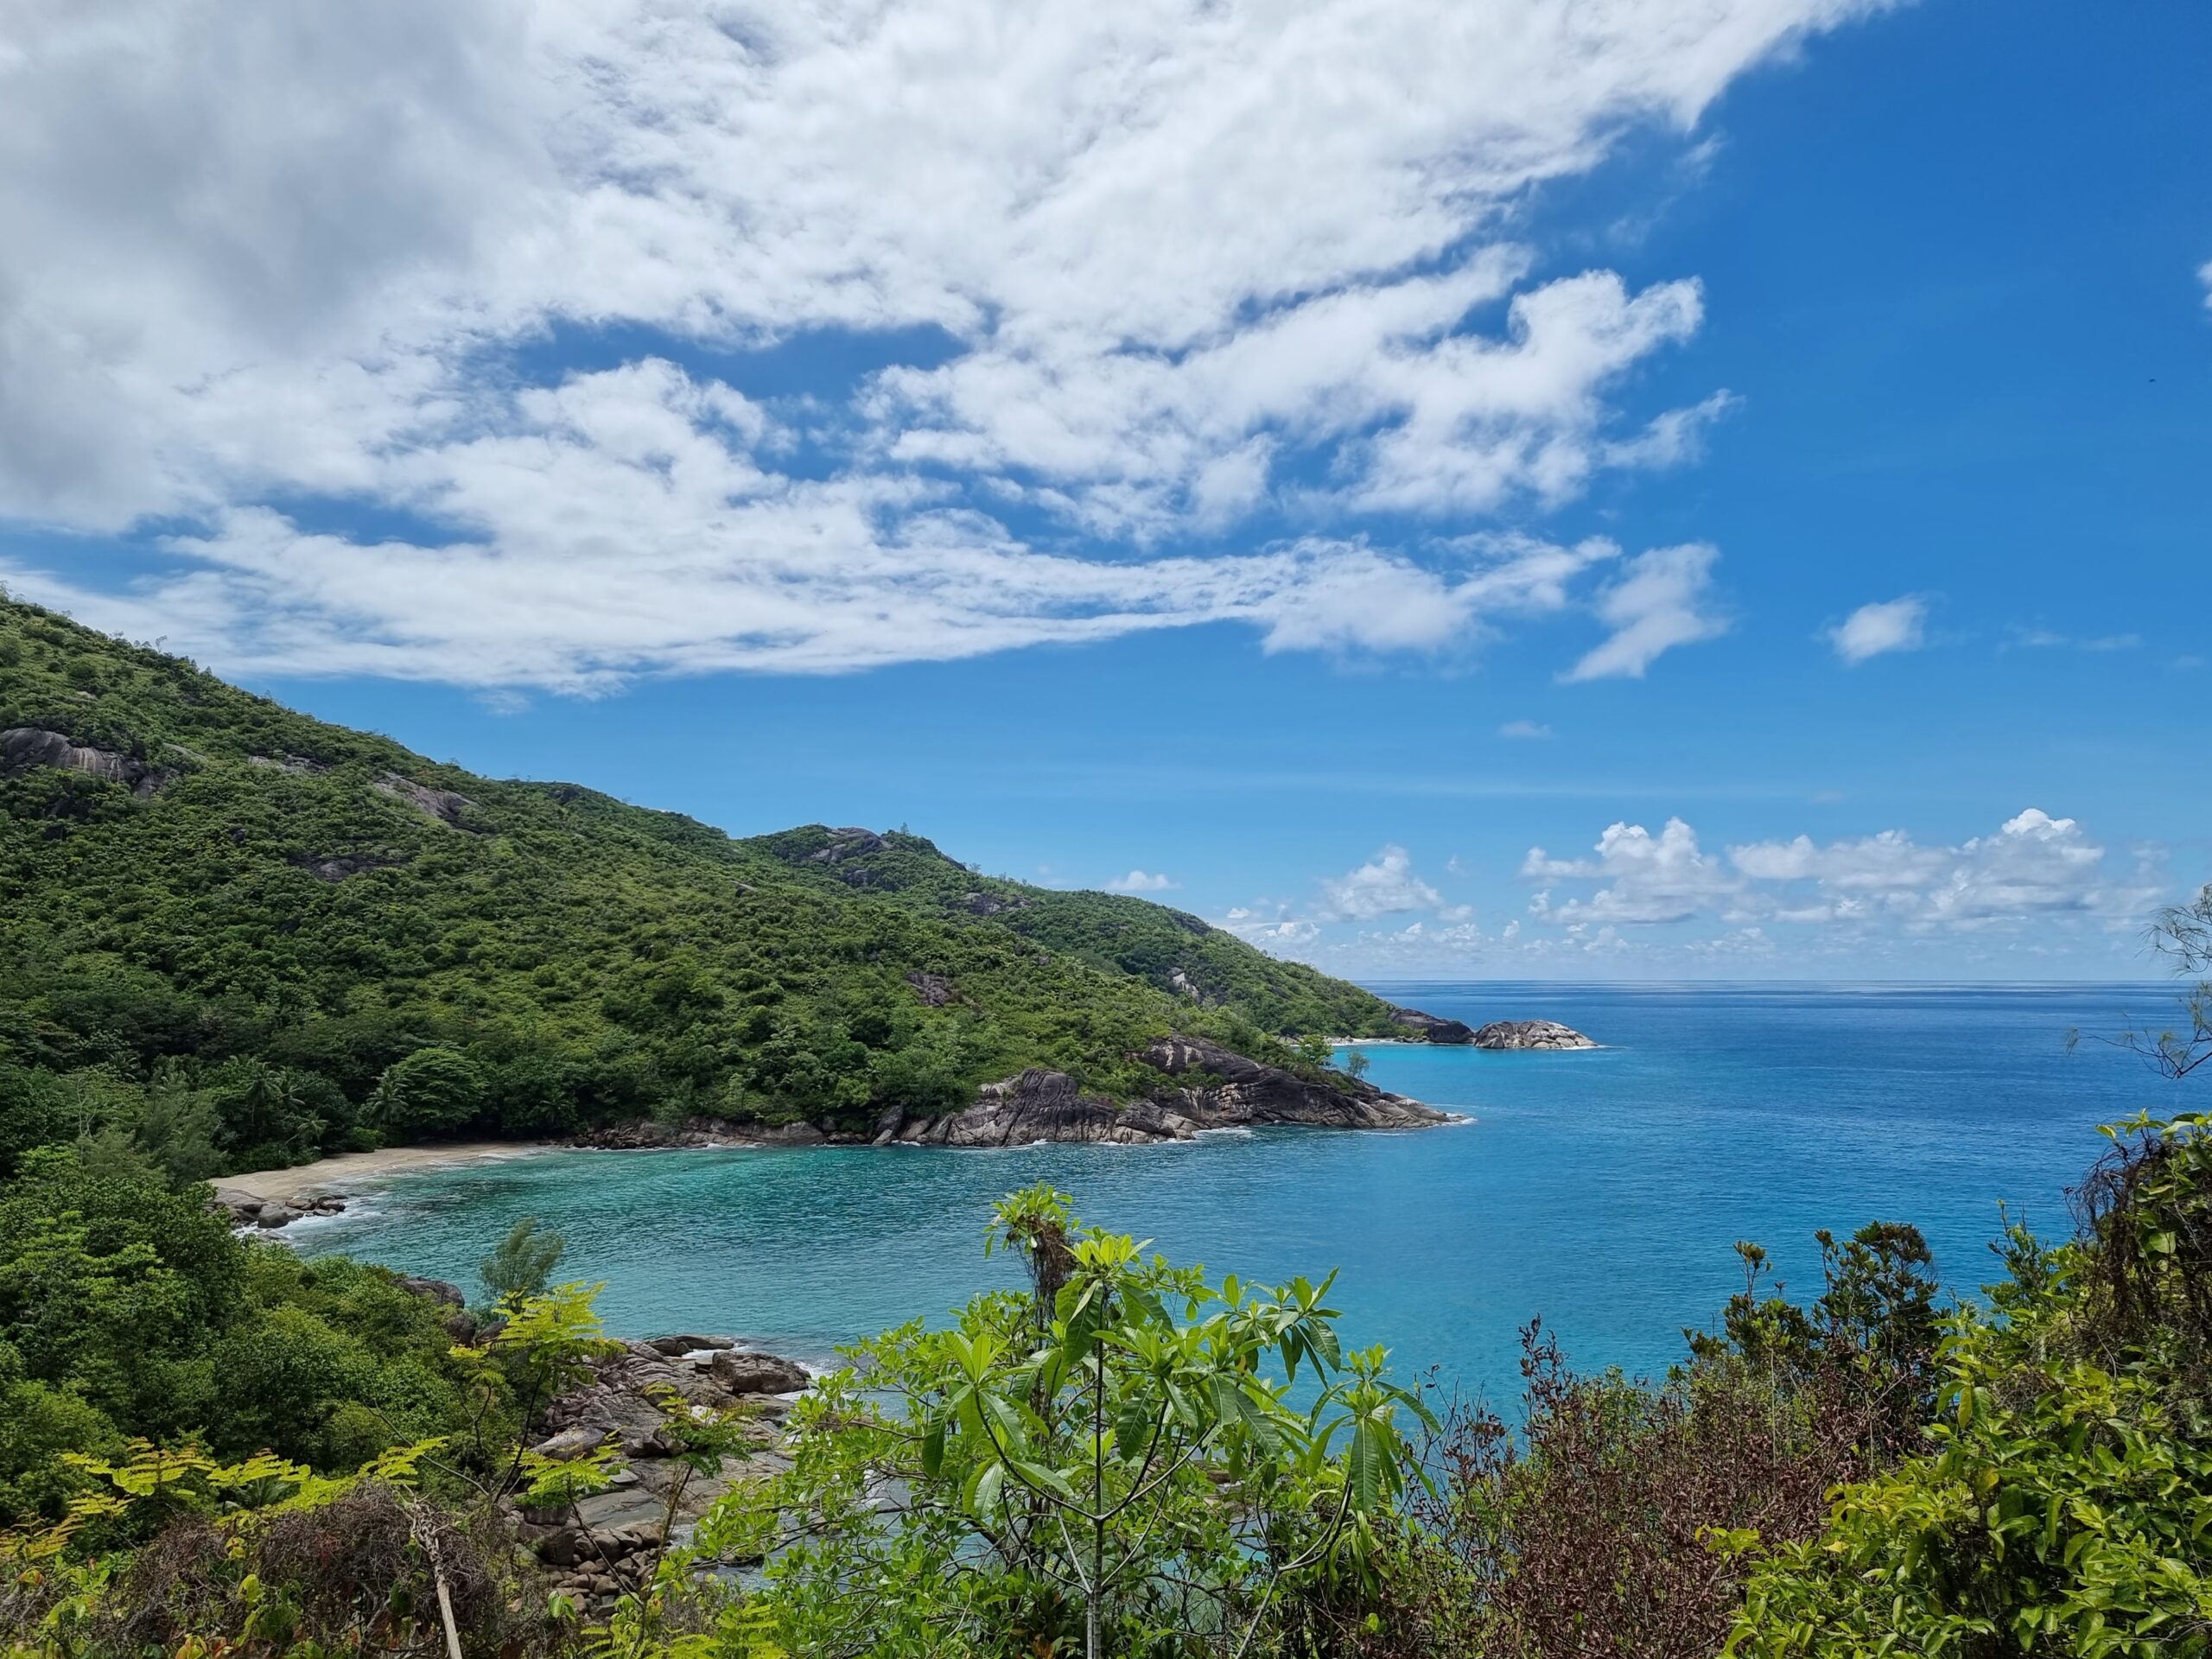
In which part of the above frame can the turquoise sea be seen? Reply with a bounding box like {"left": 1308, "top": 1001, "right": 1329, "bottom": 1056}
{"left": 298, "top": 982, "right": 2193, "bottom": 1406}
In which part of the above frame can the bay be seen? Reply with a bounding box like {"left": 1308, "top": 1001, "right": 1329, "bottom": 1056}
{"left": 296, "top": 982, "right": 2190, "bottom": 1405}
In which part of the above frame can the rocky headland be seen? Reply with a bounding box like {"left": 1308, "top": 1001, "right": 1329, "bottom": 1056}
{"left": 577, "top": 1032, "right": 1456, "bottom": 1152}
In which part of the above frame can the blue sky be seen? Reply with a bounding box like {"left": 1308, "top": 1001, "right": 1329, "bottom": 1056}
{"left": 3, "top": 0, "right": 2206, "bottom": 979}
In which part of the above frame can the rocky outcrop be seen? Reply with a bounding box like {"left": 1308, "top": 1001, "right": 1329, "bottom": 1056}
{"left": 289, "top": 851, "right": 405, "bottom": 882}
{"left": 209, "top": 1185, "right": 347, "bottom": 1228}
{"left": 374, "top": 772, "right": 473, "bottom": 826}
{"left": 871, "top": 1034, "right": 1453, "bottom": 1147}
{"left": 2, "top": 727, "right": 168, "bottom": 796}
{"left": 1389, "top": 1007, "right": 1477, "bottom": 1044}
{"left": 575, "top": 1032, "right": 1452, "bottom": 1153}
{"left": 906, "top": 971, "right": 957, "bottom": 1006}
{"left": 520, "top": 1334, "right": 805, "bottom": 1608}
{"left": 804, "top": 826, "right": 887, "bottom": 863}
{"left": 248, "top": 753, "right": 329, "bottom": 775}
{"left": 1471, "top": 1019, "right": 1595, "bottom": 1051}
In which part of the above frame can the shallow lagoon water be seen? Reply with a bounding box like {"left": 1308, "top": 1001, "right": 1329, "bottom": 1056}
{"left": 300, "top": 982, "right": 2190, "bottom": 1403}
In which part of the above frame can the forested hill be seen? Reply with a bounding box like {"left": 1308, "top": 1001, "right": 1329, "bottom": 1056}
{"left": 0, "top": 595, "right": 1402, "bottom": 1173}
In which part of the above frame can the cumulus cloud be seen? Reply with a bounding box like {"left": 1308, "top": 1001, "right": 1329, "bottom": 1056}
{"left": 1561, "top": 543, "right": 1729, "bottom": 681}
{"left": 1523, "top": 807, "right": 2164, "bottom": 937}
{"left": 1522, "top": 817, "right": 1743, "bottom": 923}
{"left": 1316, "top": 845, "right": 1445, "bottom": 922}
{"left": 1104, "top": 869, "right": 1176, "bottom": 893}
{"left": 1828, "top": 596, "right": 1927, "bottom": 664}
{"left": 0, "top": 0, "right": 1887, "bottom": 686}
{"left": 1499, "top": 720, "right": 1554, "bottom": 740}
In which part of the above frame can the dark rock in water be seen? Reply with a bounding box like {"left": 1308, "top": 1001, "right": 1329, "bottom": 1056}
{"left": 2, "top": 727, "right": 170, "bottom": 796}
{"left": 1471, "top": 1019, "right": 1595, "bottom": 1051}
{"left": 644, "top": 1333, "right": 736, "bottom": 1357}
{"left": 374, "top": 772, "right": 473, "bottom": 826}
{"left": 1389, "top": 1007, "right": 1477, "bottom": 1044}
{"left": 708, "top": 1351, "right": 810, "bottom": 1395}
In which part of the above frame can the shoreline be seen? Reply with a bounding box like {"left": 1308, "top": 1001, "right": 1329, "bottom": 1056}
{"left": 216, "top": 1141, "right": 550, "bottom": 1204}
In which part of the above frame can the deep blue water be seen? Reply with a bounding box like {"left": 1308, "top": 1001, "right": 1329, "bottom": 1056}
{"left": 298, "top": 982, "right": 2192, "bottom": 1406}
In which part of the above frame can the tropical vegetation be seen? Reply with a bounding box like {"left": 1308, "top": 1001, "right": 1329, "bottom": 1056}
{"left": 0, "top": 594, "right": 1402, "bottom": 1179}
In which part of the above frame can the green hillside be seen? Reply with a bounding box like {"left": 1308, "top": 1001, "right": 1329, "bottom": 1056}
{"left": 0, "top": 595, "right": 1402, "bottom": 1174}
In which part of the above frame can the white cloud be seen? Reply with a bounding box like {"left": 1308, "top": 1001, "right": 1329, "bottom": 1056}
{"left": 1104, "top": 869, "right": 1176, "bottom": 893}
{"left": 1499, "top": 719, "right": 1555, "bottom": 740}
{"left": 0, "top": 0, "right": 1889, "bottom": 686}
{"left": 1561, "top": 543, "right": 1729, "bottom": 681}
{"left": 1522, "top": 817, "right": 1742, "bottom": 923}
{"left": 1522, "top": 807, "right": 2163, "bottom": 938}
{"left": 2201, "top": 259, "right": 2212, "bottom": 309}
{"left": 1316, "top": 845, "right": 1444, "bottom": 922}
{"left": 1828, "top": 595, "right": 1926, "bottom": 664}
{"left": 2004, "top": 626, "right": 2141, "bottom": 653}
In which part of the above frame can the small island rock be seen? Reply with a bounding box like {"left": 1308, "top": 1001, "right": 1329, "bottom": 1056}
{"left": 1471, "top": 1019, "right": 1595, "bottom": 1051}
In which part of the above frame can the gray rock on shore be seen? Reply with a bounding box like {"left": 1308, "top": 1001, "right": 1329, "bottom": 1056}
{"left": 518, "top": 1332, "right": 809, "bottom": 1607}
{"left": 209, "top": 1185, "right": 346, "bottom": 1228}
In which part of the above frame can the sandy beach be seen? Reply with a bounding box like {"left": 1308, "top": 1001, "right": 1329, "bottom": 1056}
{"left": 217, "top": 1141, "right": 548, "bottom": 1203}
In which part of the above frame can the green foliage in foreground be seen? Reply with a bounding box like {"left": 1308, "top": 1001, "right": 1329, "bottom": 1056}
{"left": 0, "top": 594, "right": 1402, "bottom": 1177}
{"left": 2, "top": 1113, "right": 2209, "bottom": 1656}
{"left": 739, "top": 1184, "right": 1431, "bottom": 1659}
{"left": 0, "top": 1147, "right": 483, "bottom": 1525}
{"left": 1724, "top": 1113, "right": 2212, "bottom": 1659}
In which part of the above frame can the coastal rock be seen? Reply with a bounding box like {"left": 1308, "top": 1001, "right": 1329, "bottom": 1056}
{"left": 1141, "top": 1034, "right": 1452, "bottom": 1132}
{"left": 532, "top": 1427, "right": 607, "bottom": 1460}
{"left": 210, "top": 1186, "right": 264, "bottom": 1223}
{"left": 1388, "top": 1007, "right": 1477, "bottom": 1044}
{"left": 707, "top": 1351, "right": 810, "bottom": 1395}
{"left": 890, "top": 1067, "right": 1192, "bottom": 1147}
{"left": 1, "top": 727, "right": 169, "bottom": 796}
{"left": 528, "top": 1335, "right": 802, "bottom": 1599}
{"left": 1471, "top": 1019, "right": 1594, "bottom": 1051}
{"left": 868, "top": 1036, "right": 1454, "bottom": 1147}
{"left": 644, "top": 1333, "right": 737, "bottom": 1357}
